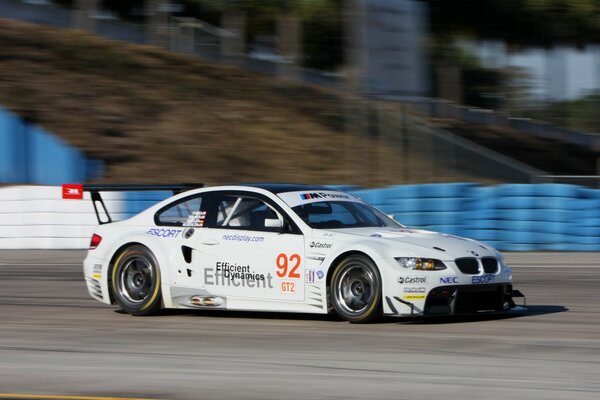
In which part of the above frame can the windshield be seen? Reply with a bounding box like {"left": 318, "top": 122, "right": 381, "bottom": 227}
{"left": 292, "top": 201, "right": 400, "bottom": 229}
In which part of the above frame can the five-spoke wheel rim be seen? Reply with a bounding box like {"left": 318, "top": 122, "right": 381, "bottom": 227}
{"left": 119, "top": 257, "right": 154, "bottom": 303}
{"left": 335, "top": 265, "right": 375, "bottom": 314}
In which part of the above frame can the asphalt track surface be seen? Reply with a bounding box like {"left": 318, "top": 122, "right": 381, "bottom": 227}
{"left": 0, "top": 251, "right": 598, "bottom": 400}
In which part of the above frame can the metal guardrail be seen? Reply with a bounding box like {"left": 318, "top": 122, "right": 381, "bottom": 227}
{"left": 533, "top": 175, "right": 600, "bottom": 188}
{"left": 402, "top": 98, "right": 600, "bottom": 151}
{"left": 373, "top": 107, "right": 547, "bottom": 183}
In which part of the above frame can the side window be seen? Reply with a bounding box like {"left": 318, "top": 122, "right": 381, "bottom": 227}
{"left": 156, "top": 196, "right": 204, "bottom": 226}
{"left": 215, "top": 195, "right": 283, "bottom": 232}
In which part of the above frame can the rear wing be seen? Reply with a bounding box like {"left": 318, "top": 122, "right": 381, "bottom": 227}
{"left": 81, "top": 183, "right": 204, "bottom": 225}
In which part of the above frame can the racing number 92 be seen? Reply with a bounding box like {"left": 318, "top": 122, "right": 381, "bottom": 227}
{"left": 276, "top": 253, "right": 301, "bottom": 278}
{"left": 276, "top": 253, "right": 301, "bottom": 294}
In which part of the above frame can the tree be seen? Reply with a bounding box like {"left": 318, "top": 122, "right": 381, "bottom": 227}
{"left": 426, "top": 0, "right": 600, "bottom": 47}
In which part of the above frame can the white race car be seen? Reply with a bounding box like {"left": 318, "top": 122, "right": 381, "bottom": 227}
{"left": 83, "top": 184, "right": 522, "bottom": 323}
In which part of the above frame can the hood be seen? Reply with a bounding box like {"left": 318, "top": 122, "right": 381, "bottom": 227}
{"left": 324, "top": 227, "right": 496, "bottom": 260}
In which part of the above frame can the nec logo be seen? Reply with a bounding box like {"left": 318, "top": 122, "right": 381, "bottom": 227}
{"left": 440, "top": 277, "right": 459, "bottom": 284}
{"left": 62, "top": 184, "right": 84, "bottom": 200}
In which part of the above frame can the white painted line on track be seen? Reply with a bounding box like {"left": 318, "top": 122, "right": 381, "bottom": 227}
{"left": 0, "top": 394, "right": 158, "bottom": 400}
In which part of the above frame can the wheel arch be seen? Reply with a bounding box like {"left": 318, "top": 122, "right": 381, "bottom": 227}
{"left": 326, "top": 250, "right": 379, "bottom": 291}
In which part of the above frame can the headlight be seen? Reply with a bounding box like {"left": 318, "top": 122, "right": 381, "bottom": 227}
{"left": 394, "top": 257, "right": 446, "bottom": 271}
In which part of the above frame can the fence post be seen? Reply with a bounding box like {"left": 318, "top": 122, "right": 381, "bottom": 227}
{"left": 220, "top": 10, "right": 246, "bottom": 66}
{"left": 276, "top": 14, "right": 302, "bottom": 82}
{"left": 146, "top": 0, "right": 171, "bottom": 48}
{"left": 73, "top": 0, "right": 99, "bottom": 33}
{"left": 435, "top": 63, "right": 463, "bottom": 103}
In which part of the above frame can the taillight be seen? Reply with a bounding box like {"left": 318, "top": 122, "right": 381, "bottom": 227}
{"left": 90, "top": 234, "right": 102, "bottom": 250}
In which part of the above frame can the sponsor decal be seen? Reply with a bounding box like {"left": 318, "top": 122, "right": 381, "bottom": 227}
{"left": 183, "top": 228, "right": 195, "bottom": 239}
{"left": 221, "top": 233, "right": 265, "bottom": 243}
{"left": 300, "top": 192, "right": 351, "bottom": 201}
{"left": 398, "top": 276, "right": 427, "bottom": 284}
{"left": 92, "top": 263, "right": 102, "bottom": 279}
{"left": 472, "top": 274, "right": 496, "bottom": 284}
{"left": 280, "top": 280, "right": 296, "bottom": 294}
{"left": 403, "top": 287, "right": 426, "bottom": 293}
{"left": 146, "top": 228, "right": 181, "bottom": 238}
{"left": 402, "top": 294, "right": 425, "bottom": 301}
{"left": 204, "top": 264, "right": 274, "bottom": 289}
{"left": 184, "top": 211, "right": 206, "bottom": 227}
{"left": 216, "top": 261, "right": 264, "bottom": 281}
{"left": 309, "top": 241, "right": 333, "bottom": 249}
{"left": 62, "top": 184, "right": 83, "bottom": 200}
{"left": 276, "top": 253, "right": 301, "bottom": 279}
{"left": 440, "top": 276, "right": 459, "bottom": 284}
{"left": 305, "top": 269, "right": 325, "bottom": 283}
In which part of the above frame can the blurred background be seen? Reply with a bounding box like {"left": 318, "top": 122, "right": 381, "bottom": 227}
{"left": 0, "top": 0, "right": 598, "bottom": 187}
{"left": 1, "top": 0, "right": 600, "bottom": 251}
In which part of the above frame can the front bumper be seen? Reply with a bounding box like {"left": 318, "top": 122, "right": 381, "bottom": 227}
{"left": 386, "top": 284, "right": 519, "bottom": 316}
{"left": 424, "top": 284, "right": 514, "bottom": 315}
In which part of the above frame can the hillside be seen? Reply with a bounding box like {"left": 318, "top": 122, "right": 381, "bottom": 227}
{"left": 0, "top": 19, "right": 501, "bottom": 187}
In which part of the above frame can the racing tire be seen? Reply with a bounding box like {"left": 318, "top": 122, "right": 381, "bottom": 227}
{"left": 330, "top": 255, "right": 382, "bottom": 323}
{"left": 111, "top": 245, "right": 162, "bottom": 316}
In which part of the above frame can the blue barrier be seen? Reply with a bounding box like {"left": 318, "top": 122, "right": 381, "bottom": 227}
{"left": 364, "top": 182, "right": 600, "bottom": 251}
{"left": 73, "top": 179, "right": 600, "bottom": 252}
{"left": 102, "top": 181, "right": 600, "bottom": 251}
{"left": 0, "top": 106, "right": 103, "bottom": 184}
{"left": 124, "top": 191, "right": 172, "bottom": 214}
{"left": 349, "top": 189, "right": 384, "bottom": 205}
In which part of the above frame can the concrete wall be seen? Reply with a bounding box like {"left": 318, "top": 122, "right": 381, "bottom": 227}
{"left": 0, "top": 186, "right": 131, "bottom": 249}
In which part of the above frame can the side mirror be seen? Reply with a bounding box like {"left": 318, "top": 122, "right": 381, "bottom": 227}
{"left": 265, "top": 218, "right": 284, "bottom": 229}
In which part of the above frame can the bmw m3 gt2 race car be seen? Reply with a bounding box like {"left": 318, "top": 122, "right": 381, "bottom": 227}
{"left": 83, "top": 184, "right": 523, "bottom": 323}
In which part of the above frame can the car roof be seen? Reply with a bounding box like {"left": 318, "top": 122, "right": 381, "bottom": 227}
{"left": 237, "top": 183, "right": 331, "bottom": 194}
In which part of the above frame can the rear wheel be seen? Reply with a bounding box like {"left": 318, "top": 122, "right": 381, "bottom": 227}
{"left": 111, "top": 245, "right": 162, "bottom": 315}
{"left": 330, "top": 255, "right": 382, "bottom": 323}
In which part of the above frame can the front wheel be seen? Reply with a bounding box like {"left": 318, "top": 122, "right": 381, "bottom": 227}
{"left": 111, "top": 245, "right": 162, "bottom": 315}
{"left": 330, "top": 255, "right": 382, "bottom": 323}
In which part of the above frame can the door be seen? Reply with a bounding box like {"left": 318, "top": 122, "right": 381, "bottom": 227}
{"left": 196, "top": 192, "right": 306, "bottom": 302}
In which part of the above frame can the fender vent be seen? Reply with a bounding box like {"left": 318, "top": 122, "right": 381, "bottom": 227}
{"left": 181, "top": 246, "right": 192, "bottom": 263}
